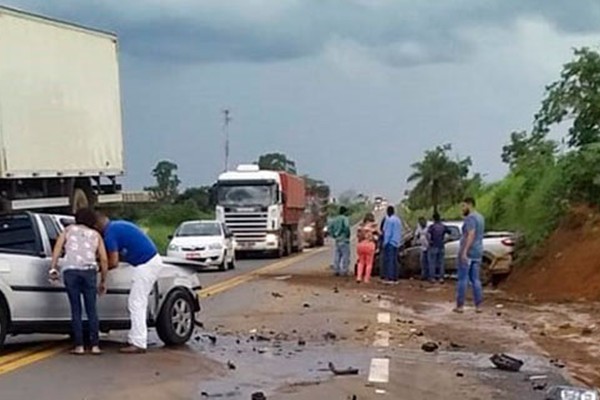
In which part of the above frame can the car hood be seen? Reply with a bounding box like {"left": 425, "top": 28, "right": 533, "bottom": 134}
{"left": 170, "top": 236, "right": 222, "bottom": 248}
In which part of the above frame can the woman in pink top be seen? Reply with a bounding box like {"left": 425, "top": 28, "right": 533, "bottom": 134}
{"left": 356, "top": 213, "right": 379, "bottom": 283}
{"left": 49, "top": 208, "right": 108, "bottom": 355}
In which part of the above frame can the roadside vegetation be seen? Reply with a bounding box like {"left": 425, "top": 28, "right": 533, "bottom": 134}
{"left": 405, "top": 47, "right": 600, "bottom": 260}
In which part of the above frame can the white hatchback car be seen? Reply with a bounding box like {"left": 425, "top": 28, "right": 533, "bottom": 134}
{"left": 166, "top": 220, "right": 236, "bottom": 271}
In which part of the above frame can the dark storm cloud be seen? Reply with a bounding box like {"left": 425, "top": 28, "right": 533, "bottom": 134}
{"left": 6, "top": 0, "right": 600, "bottom": 66}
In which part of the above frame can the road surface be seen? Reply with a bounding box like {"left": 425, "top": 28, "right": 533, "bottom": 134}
{"left": 0, "top": 245, "right": 595, "bottom": 399}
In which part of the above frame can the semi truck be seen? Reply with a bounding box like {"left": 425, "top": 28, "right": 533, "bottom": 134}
{"left": 0, "top": 6, "right": 124, "bottom": 213}
{"left": 214, "top": 165, "right": 306, "bottom": 257}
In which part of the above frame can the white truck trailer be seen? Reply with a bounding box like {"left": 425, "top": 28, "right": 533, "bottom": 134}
{"left": 0, "top": 5, "right": 124, "bottom": 213}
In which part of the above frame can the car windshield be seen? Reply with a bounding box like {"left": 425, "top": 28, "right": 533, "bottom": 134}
{"left": 217, "top": 184, "right": 276, "bottom": 207}
{"left": 176, "top": 222, "right": 221, "bottom": 237}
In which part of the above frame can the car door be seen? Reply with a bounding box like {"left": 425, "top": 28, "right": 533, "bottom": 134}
{"left": 444, "top": 225, "right": 462, "bottom": 271}
{"left": 0, "top": 213, "right": 69, "bottom": 322}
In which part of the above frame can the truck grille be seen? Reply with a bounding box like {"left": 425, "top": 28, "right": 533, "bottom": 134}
{"left": 224, "top": 212, "right": 268, "bottom": 243}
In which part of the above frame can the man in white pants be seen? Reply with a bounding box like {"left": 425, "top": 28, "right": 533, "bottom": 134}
{"left": 95, "top": 213, "right": 161, "bottom": 354}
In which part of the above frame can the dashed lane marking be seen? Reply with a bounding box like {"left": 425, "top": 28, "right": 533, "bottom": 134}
{"left": 377, "top": 312, "right": 391, "bottom": 324}
{"left": 373, "top": 330, "right": 390, "bottom": 347}
{"left": 368, "top": 358, "right": 390, "bottom": 383}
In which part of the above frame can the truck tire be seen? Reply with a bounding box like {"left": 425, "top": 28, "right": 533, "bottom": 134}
{"left": 156, "top": 290, "right": 195, "bottom": 346}
{"left": 284, "top": 229, "right": 293, "bottom": 256}
{"left": 71, "top": 188, "right": 90, "bottom": 214}
{"left": 0, "top": 301, "right": 7, "bottom": 351}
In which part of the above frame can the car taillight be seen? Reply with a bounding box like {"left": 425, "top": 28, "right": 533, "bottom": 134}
{"left": 501, "top": 238, "right": 515, "bottom": 247}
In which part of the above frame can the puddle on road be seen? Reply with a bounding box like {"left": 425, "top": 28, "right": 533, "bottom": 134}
{"left": 191, "top": 333, "right": 370, "bottom": 399}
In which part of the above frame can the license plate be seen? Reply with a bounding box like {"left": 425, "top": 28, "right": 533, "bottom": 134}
{"left": 186, "top": 253, "right": 201, "bottom": 259}
{"left": 239, "top": 242, "right": 255, "bottom": 248}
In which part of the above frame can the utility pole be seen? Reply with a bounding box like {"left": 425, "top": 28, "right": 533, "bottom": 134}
{"left": 222, "top": 109, "right": 232, "bottom": 172}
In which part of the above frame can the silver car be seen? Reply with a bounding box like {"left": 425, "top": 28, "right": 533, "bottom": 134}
{"left": 0, "top": 212, "right": 203, "bottom": 349}
{"left": 403, "top": 220, "right": 515, "bottom": 285}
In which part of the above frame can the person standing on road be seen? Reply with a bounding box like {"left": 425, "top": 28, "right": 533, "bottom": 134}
{"left": 454, "top": 197, "right": 485, "bottom": 313}
{"left": 95, "top": 212, "right": 162, "bottom": 353}
{"left": 414, "top": 217, "right": 430, "bottom": 281}
{"left": 49, "top": 208, "right": 108, "bottom": 355}
{"left": 328, "top": 206, "right": 351, "bottom": 277}
{"left": 427, "top": 212, "right": 451, "bottom": 283}
{"left": 381, "top": 206, "right": 402, "bottom": 284}
{"left": 356, "top": 212, "right": 379, "bottom": 284}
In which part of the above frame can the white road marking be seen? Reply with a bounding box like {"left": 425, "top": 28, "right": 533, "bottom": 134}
{"left": 379, "top": 299, "right": 392, "bottom": 309}
{"left": 368, "top": 358, "right": 390, "bottom": 383}
{"left": 377, "top": 312, "right": 391, "bottom": 324}
{"left": 373, "top": 330, "right": 390, "bottom": 347}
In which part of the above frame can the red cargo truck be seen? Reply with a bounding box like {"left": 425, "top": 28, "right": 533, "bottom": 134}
{"left": 215, "top": 165, "right": 307, "bottom": 257}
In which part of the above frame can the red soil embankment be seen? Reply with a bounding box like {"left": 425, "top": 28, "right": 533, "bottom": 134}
{"left": 505, "top": 206, "right": 600, "bottom": 302}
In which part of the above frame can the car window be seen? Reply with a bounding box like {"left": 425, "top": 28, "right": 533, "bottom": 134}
{"left": 447, "top": 226, "right": 461, "bottom": 240}
{"left": 40, "top": 215, "right": 61, "bottom": 250}
{"left": 0, "top": 214, "right": 42, "bottom": 255}
{"left": 176, "top": 222, "right": 222, "bottom": 237}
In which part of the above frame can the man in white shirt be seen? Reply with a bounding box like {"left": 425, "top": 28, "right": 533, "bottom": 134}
{"left": 414, "top": 217, "right": 430, "bottom": 281}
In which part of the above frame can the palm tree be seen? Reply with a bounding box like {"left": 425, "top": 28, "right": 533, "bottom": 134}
{"left": 407, "top": 145, "right": 472, "bottom": 213}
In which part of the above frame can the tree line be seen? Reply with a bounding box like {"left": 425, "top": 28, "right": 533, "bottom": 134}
{"left": 406, "top": 46, "right": 600, "bottom": 250}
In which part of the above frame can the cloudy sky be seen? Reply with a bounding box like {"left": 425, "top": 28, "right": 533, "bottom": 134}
{"left": 6, "top": 1, "right": 600, "bottom": 200}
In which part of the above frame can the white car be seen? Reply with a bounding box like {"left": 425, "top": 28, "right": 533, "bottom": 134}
{"left": 167, "top": 220, "right": 236, "bottom": 271}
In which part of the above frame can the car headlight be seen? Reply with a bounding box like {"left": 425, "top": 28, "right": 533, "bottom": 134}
{"left": 547, "top": 386, "right": 599, "bottom": 400}
{"left": 168, "top": 244, "right": 179, "bottom": 251}
{"left": 209, "top": 243, "right": 223, "bottom": 250}
{"left": 303, "top": 226, "right": 314, "bottom": 233}
{"left": 266, "top": 233, "right": 278, "bottom": 242}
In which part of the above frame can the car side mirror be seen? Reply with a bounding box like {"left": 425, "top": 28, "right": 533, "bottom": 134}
{"left": 168, "top": 235, "right": 173, "bottom": 240}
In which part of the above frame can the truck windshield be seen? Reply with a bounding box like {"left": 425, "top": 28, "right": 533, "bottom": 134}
{"left": 217, "top": 184, "right": 276, "bottom": 207}
{"left": 176, "top": 222, "right": 221, "bottom": 237}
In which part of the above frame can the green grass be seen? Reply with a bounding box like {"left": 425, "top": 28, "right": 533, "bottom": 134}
{"left": 138, "top": 221, "right": 176, "bottom": 255}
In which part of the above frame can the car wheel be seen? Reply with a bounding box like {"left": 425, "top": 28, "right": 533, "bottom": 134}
{"left": 156, "top": 290, "right": 195, "bottom": 346}
{"left": 480, "top": 258, "right": 493, "bottom": 286}
{"left": 227, "top": 254, "right": 236, "bottom": 270}
{"left": 218, "top": 251, "right": 227, "bottom": 272}
{"left": 0, "top": 302, "right": 7, "bottom": 350}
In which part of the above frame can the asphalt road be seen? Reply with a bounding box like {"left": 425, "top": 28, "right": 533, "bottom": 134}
{"left": 0, "top": 245, "right": 578, "bottom": 399}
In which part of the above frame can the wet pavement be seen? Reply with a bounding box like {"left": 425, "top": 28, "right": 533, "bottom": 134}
{"left": 0, "top": 246, "right": 591, "bottom": 399}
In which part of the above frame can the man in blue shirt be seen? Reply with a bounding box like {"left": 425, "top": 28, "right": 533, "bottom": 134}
{"left": 95, "top": 212, "right": 161, "bottom": 353}
{"left": 381, "top": 205, "right": 402, "bottom": 283}
{"left": 454, "top": 197, "right": 485, "bottom": 313}
{"left": 427, "top": 213, "right": 452, "bottom": 283}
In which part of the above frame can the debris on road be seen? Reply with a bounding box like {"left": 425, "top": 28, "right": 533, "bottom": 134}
{"left": 274, "top": 275, "right": 292, "bottom": 281}
{"left": 271, "top": 292, "right": 284, "bottom": 298}
{"left": 361, "top": 295, "right": 371, "bottom": 304}
{"left": 328, "top": 362, "right": 359, "bottom": 376}
{"left": 449, "top": 342, "right": 466, "bottom": 350}
{"left": 333, "top": 286, "right": 339, "bottom": 294}
{"left": 582, "top": 325, "right": 596, "bottom": 335}
{"left": 355, "top": 325, "right": 369, "bottom": 333}
{"left": 421, "top": 342, "right": 439, "bottom": 353}
{"left": 323, "top": 332, "right": 337, "bottom": 341}
{"left": 227, "top": 361, "right": 237, "bottom": 370}
{"left": 205, "top": 335, "right": 217, "bottom": 345}
{"left": 298, "top": 339, "right": 306, "bottom": 346}
{"left": 456, "top": 372, "right": 464, "bottom": 378}
{"left": 303, "top": 303, "right": 311, "bottom": 308}
{"left": 251, "top": 392, "right": 267, "bottom": 400}
{"left": 550, "top": 359, "right": 566, "bottom": 369}
{"left": 490, "top": 354, "right": 524, "bottom": 372}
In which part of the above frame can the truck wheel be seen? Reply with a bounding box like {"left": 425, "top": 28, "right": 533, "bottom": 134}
{"left": 0, "top": 302, "right": 7, "bottom": 351}
{"left": 71, "top": 188, "right": 90, "bottom": 214}
{"left": 285, "top": 230, "right": 294, "bottom": 256}
{"left": 156, "top": 290, "right": 195, "bottom": 346}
